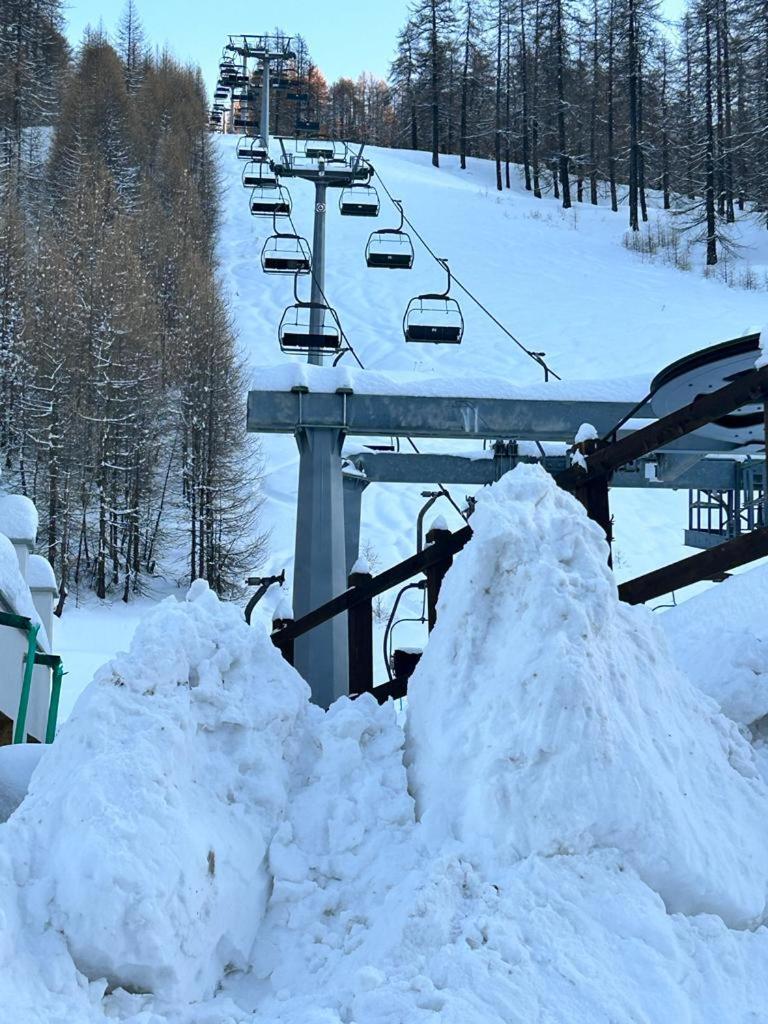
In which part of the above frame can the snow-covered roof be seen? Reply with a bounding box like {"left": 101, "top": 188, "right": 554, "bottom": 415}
{"left": 0, "top": 533, "right": 48, "bottom": 650}
{"left": 251, "top": 363, "right": 650, "bottom": 404}
{"left": 27, "top": 555, "right": 57, "bottom": 593}
{"left": 0, "top": 494, "right": 38, "bottom": 545}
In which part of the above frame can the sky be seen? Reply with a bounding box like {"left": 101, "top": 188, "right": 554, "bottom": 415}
{"left": 63, "top": 0, "right": 412, "bottom": 93}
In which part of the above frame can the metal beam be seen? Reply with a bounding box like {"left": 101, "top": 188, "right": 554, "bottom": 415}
{"left": 347, "top": 450, "right": 739, "bottom": 490}
{"left": 247, "top": 389, "right": 648, "bottom": 441}
{"left": 559, "top": 364, "right": 768, "bottom": 490}
{"left": 618, "top": 527, "right": 768, "bottom": 605}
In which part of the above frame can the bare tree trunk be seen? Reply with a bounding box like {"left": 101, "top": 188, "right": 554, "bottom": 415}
{"left": 555, "top": 0, "right": 571, "bottom": 207}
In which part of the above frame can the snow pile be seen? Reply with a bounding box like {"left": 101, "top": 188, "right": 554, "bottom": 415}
{"left": 0, "top": 744, "right": 45, "bottom": 822}
{"left": 0, "top": 492, "right": 38, "bottom": 542}
{"left": 249, "top": 694, "right": 417, "bottom": 1015}
{"left": 662, "top": 564, "right": 768, "bottom": 727}
{"left": 27, "top": 553, "right": 57, "bottom": 591}
{"left": 5, "top": 580, "right": 311, "bottom": 1002}
{"left": 406, "top": 464, "right": 768, "bottom": 927}
{"left": 0, "top": 532, "right": 45, "bottom": 639}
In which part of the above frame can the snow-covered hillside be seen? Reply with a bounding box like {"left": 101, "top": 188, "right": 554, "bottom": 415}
{"left": 54, "top": 135, "right": 768, "bottom": 709}
{"left": 218, "top": 135, "right": 768, "bottom": 626}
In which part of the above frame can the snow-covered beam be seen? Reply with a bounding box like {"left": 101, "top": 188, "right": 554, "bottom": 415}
{"left": 247, "top": 388, "right": 649, "bottom": 441}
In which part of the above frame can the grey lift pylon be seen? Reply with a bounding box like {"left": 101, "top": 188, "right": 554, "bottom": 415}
{"left": 271, "top": 140, "right": 373, "bottom": 704}
{"left": 225, "top": 34, "right": 296, "bottom": 147}
{"left": 293, "top": 426, "right": 349, "bottom": 708}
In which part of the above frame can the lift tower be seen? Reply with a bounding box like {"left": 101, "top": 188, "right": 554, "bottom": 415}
{"left": 270, "top": 139, "right": 372, "bottom": 703}
{"left": 226, "top": 35, "right": 296, "bottom": 149}
{"left": 272, "top": 139, "right": 371, "bottom": 366}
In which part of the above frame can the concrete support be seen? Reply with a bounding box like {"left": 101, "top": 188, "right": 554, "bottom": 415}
{"left": 342, "top": 472, "right": 368, "bottom": 575}
{"left": 308, "top": 180, "right": 328, "bottom": 366}
{"left": 293, "top": 426, "right": 348, "bottom": 706}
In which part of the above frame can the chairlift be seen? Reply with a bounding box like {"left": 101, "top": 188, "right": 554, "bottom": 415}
{"left": 305, "top": 141, "right": 335, "bottom": 159}
{"left": 242, "top": 161, "right": 277, "bottom": 188}
{"left": 287, "top": 92, "right": 310, "bottom": 102}
{"left": 296, "top": 119, "right": 320, "bottom": 133}
{"left": 233, "top": 114, "right": 258, "bottom": 129}
{"left": 261, "top": 218, "right": 312, "bottom": 275}
{"left": 250, "top": 185, "right": 292, "bottom": 217}
{"left": 214, "top": 87, "right": 229, "bottom": 100}
{"left": 278, "top": 277, "right": 342, "bottom": 354}
{"left": 365, "top": 200, "right": 414, "bottom": 269}
{"left": 403, "top": 259, "right": 464, "bottom": 344}
{"left": 237, "top": 136, "right": 261, "bottom": 159}
{"left": 339, "top": 183, "right": 380, "bottom": 218}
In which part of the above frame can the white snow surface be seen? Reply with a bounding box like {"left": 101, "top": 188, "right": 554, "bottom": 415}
{"left": 4, "top": 470, "right": 768, "bottom": 1021}
{"left": 27, "top": 553, "right": 57, "bottom": 591}
{"left": 662, "top": 563, "right": 768, "bottom": 727}
{"left": 406, "top": 466, "right": 768, "bottom": 928}
{"left": 5, "top": 579, "right": 311, "bottom": 1003}
{"left": 574, "top": 421, "right": 598, "bottom": 443}
{"left": 0, "top": 492, "right": 38, "bottom": 543}
{"left": 0, "top": 744, "right": 45, "bottom": 822}
{"left": 0, "top": 532, "right": 47, "bottom": 646}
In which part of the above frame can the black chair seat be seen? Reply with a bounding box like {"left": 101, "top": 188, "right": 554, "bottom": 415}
{"left": 406, "top": 324, "right": 462, "bottom": 344}
{"left": 281, "top": 332, "right": 340, "bottom": 351}
{"left": 367, "top": 253, "right": 413, "bottom": 269}
{"left": 341, "top": 203, "right": 378, "bottom": 217}
{"left": 264, "top": 257, "right": 309, "bottom": 272}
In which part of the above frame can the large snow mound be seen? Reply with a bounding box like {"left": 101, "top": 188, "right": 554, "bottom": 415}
{"left": 406, "top": 464, "right": 768, "bottom": 927}
{"left": 5, "top": 580, "right": 311, "bottom": 1002}
{"left": 661, "top": 563, "right": 768, "bottom": 726}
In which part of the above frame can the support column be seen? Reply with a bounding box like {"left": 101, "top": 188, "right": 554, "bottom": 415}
{"left": 260, "top": 58, "right": 271, "bottom": 150}
{"left": 571, "top": 438, "right": 613, "bottom": 567}
{"left": 308, "top": 179, "right": 328, "bottom": 366}
{"left": 293, "top": 426, "right": 349, "bottom": 707}
{"left": 425, "top": 524, "right": 453, "bottom": 631}
{"left": 342, "top": 472, "right": 368, "bottom": 575}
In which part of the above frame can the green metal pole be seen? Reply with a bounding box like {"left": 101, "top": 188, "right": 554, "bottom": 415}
{"left": 14, "top": 623, "right": 40, "bottom": 744}
{"left": 45, "top": 662, "right": 64, "bottom": 744}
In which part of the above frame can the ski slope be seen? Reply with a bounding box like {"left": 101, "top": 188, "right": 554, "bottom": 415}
{"left": 217, "top": 134, "right": 768, "bottom": 629}
{"left": 54, "top": 136, "right": 768, "bottom": 707}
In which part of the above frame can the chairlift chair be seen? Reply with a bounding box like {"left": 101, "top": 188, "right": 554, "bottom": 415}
{"left": 237, "top": 136, "right": 260, "bottom": 159}
{"left": 296, "top": 119, "right": 320, "bottom": 133}
{"left": 278, "top": 279, "right": 342, "bottom": 354}
{"left": 305, "top": 141, "right": 335, "bottom": 159}
{"left": 403, "top": 260, "right": 464, "bottom": 344}
{"left": 365, "top": 200, "right": 414, "bottom": 269}
{"left": 339, "top": 184, "right": 380, "bottom": 217}
{"left": 242, "top": 161, "right": 277, "bottom": 189}
{"left": 261, "top": 221, "right": 312, "bottom": 274}
{"left": 250, "top": 185, "right": 292, "bottom": 217}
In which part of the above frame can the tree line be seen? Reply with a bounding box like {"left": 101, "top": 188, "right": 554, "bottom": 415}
{"left": 1, "top": 0, "right": 263, "bottom": 611}
{"left": 301, "top": 0, "right": 768, "bottom": 266}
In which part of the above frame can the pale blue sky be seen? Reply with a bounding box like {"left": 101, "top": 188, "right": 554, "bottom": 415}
{"left": 63, "top": 0, "right": 412, "bottom": 91}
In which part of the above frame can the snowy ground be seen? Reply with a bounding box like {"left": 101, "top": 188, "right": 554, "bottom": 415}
{"left": 5, "top": 469, "right": 768, "bottom": 1022}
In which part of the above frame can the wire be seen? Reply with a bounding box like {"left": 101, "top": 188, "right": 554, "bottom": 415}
{"left": 366, "top": 157, "right": 562, "bottom": 383}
